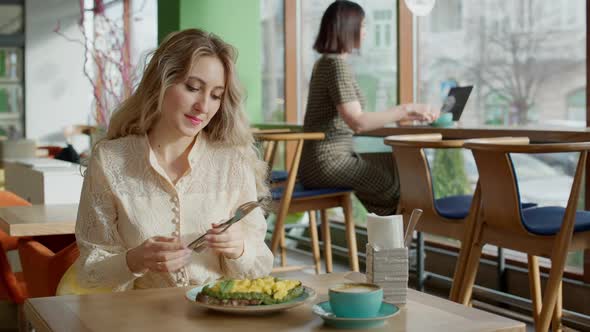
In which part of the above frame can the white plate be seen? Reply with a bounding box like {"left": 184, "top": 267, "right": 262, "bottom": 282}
{"left": 185, "top": 284, "right": 316, "bottom": 314}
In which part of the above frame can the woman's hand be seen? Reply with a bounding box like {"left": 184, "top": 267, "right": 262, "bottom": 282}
{"left": 205, "top": 222, "right": 245, "bottom": 259}
{"left": 126, "top": 236, "right": 192, "bottom": 273}
{"left": 394, "top": 104, "right": 440, "bottom": 123}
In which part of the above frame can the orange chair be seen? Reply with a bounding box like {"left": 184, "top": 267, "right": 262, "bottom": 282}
{"left": 0, "top": 191, "right": 32, "bottom": 304}
{"left": 18, "top": 234, "right": 78, "bottom": 298}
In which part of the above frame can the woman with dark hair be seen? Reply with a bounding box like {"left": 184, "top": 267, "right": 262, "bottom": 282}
{"left": 299, "top": 1, "right": 438, "bottom": 215}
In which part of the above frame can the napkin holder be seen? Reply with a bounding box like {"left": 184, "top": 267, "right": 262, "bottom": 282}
{"left": 366, "top": 243, "right": 408, "bottom": 304}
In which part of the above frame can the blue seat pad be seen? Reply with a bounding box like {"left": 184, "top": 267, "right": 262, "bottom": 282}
{"left": 270, "top": 170, "right": 288, "bottom": 183}
{"left": 271, "top": 183, "right": 351, "bottom": 200}
{"left": 435, "top": 195, "right": 537, "bottom": 220}
{"left": 522, "top": 206, "right": 590, "bottom": 236}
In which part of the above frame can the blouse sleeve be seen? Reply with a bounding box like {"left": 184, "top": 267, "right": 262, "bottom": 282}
{"left": 221, "top": 149, "right": 274, "bottom": 278}
{"left": 75, "top": 146, "right": 140, "bottom": 291}
{"left": 326, "top": 58, "right": 359, "bottom": 106}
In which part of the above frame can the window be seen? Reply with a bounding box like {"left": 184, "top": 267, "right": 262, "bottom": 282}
{"left": 260, "top": 0, "right": 285, "bottom": 122}
{"left": 0, "top": 1, "right": 24, "bottom": 138}
{"left": 300, "top": 0, "right": 398, "bottom": 117}
{"left": 0, "top": 4, "right": 23, "bottom": 34}
{"left": 374, "top": 10, "right": 393, "bottom": 47}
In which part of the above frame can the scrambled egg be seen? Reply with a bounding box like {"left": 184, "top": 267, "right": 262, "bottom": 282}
{"left": 210, "top": 276, "right": 301, "bottom": 300}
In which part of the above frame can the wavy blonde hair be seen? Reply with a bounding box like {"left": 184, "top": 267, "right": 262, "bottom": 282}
{"left": 105, "top": 29, "right": 268, "bottom": 198}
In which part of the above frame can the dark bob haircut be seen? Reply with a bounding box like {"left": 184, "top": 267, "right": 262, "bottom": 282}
{"left": 313, "top": 1, "right": 365, "bottom": 54}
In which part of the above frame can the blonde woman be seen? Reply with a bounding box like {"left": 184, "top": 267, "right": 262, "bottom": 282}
{"left": 73, "top": 29, "right": 273, "bottom": 291}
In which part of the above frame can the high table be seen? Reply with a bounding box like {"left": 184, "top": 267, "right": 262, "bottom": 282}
{"left": 0, "top": 204, "right": 78, "bottom": 236}
{"left": 364, "top": 124, "right": 590, "bottom": 143}
{"left": 24, "top": 271, "right": 525, "bottom": 332}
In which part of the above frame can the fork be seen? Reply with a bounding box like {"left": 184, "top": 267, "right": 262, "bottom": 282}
{"left": 187, "top": 200, "right": 261, "bottom": 252}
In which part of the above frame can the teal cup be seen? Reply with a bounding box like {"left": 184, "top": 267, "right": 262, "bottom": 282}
{"left": 328, "top": 283, "right": 383, "bottom": 318}
{"left": 430, "top": 112, "right": 453, "bottom": 127}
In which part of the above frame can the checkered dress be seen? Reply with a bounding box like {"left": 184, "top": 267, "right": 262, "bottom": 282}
{"left": 299, "top": 55, "right": 399, "bottom": 216}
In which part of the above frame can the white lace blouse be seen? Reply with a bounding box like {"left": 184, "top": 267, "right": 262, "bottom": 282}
{"left": 74, "top": 134, "right": 273, "bottom": 291}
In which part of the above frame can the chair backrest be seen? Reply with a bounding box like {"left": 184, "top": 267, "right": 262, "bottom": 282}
{"left": 384, "top": 134, "right": 465, "bottom": 218}
{"left": 464, "top": 139, "right": 590, "bottom": 236}
{"left": 0, "top": 190, "right": 31, "bottom": 303}
{"left": 255, "top": 132, "right": 325, "bottom": 201}
{"left": 18, "top": 235, "right": 78, "bottom": 298}
{"left": 253, "top": 129, "right": 292, "bottom": 167}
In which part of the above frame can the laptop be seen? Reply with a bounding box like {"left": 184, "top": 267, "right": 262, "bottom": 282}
{"left": 440, "top": 86, "right": 473, "bottom": 121}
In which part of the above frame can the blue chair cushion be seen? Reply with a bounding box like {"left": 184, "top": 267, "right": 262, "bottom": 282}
{"left": 270, "top": 170, "right": 288, "bottom": 183}
{"left": 522, "top": 206, "right": 590, "bottom": 236}
{"left": 435, "top": 195, "right": 537, "bottom": 220}
{"left": 434, "top": 195, "right": 473, "bottom": 219}
{"left": 271, "top": 182, "right": 352, "bottom": 200}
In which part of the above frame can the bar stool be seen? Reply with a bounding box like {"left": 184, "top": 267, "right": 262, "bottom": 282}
{"left": 384, "top": 134, "right": 535, "bottom": 294}
{"left": 256, "top": 132, "right": 359, "bottom": 274}
{"left": 384, "top": 134, "right": 478, "bottom": 294}
{"left": 455, "top": 139, "right": 590, "bottom": 332}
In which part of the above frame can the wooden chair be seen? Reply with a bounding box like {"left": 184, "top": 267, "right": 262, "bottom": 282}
{"left": 17, "top": 234, "right": 78, "bottom": 298}
{"left": 454, "top": 139, "right": 590, "bottom": 332}
{"left": 384, "top": 134, "right": 479, "bottom": 294}
{"left": 0, "top": 191, "right": 32, "bottom": 304}
{"left": 255, "top": 132, "right": 359, "bottom": 274}
{"left": 384, "top": 134, "right": 535, "bottom": 294}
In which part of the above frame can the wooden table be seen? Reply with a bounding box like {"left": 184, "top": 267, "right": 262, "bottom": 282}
{"left": 24, "top": 271, "right": 525, "bottom": 332}
{"left": 0, "top": 204, "right": 78, "bottom": 236}
{"left": 364, "top": 124, "right": 590, "bottom": 143}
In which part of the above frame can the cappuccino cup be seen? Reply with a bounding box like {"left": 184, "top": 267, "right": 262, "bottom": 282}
{"left": 328, "top": 283, "right": 383, "bottom": 318}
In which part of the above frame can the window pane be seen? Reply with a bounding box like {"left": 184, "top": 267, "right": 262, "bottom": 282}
{"left": 300, "top": 0, "right": 398, "bottom": 120}
{"left": 418, "top": 1, "right": 586, "bottom": 273}
{"left": 0, "top": 47, "right": 23, "bottom": 137}
{"left": 260, "top": 0, "right": 285, "bottom": 122}
{"left": 0, "top": 5, "right": 23, "bottom": 34}
{"left": 418, "top": 0, "right": 586, "bottom": 128}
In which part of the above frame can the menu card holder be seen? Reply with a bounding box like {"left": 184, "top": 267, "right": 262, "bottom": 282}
{"left": 366, "top": 243, "right": 408, "bottom": 304}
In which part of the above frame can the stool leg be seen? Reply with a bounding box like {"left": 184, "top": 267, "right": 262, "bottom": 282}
{"left": 551, "top": 282, "right": 563, "bottom": 332}
{"left": 458, "top": 239, "right": 484, "bottom": 305}
{"left": 320, "top": 209, "right": 333, "bottom": 273}
{"left": 527, "top": 255, "right": 542, "bottom": 325}
{"left": 342, "top": 194, "right": 359, "bottom": 272}
{"left": 308, "top": 211, "right": 321, "bottom": 274}
{"left": 416, "top": 232, "right": 426, "bottom": 291}
{"left": 280, "top": 226, "right": 287, "bottom": 267}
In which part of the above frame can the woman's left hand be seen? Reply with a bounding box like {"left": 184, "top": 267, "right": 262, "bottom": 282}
{"left": 205, "top": 222, "right": 245, "bottom": 259}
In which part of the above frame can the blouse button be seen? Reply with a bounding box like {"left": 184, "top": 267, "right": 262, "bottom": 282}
{"left": 172, "top": 230, "right": 179, "bottom": 237}
{"left": 172, "top": 206, "right": 179, "bottom": 212}
{"left": 172, "top": 218, "right": 179, "bottom": 224}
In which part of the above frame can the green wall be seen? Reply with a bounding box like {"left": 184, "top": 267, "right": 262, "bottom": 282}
{"left": 157, "top": 0, "right": 262, "bottom": 123}
{"left": 157, "top": 0, "right": 180, "bottom": 43}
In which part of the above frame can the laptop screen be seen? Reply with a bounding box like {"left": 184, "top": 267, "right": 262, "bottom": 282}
{"left": 441, "top": 86, "right": 473, "bottom": 121}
